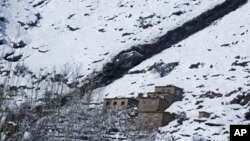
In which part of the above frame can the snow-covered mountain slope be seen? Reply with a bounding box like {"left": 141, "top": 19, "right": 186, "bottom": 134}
{"left": 1, "top": 0, "right": 250, "bottom": 140}
{"left": 0, "top": 0, "right": 229, "bottom": 106}
{"left": 100, "top": 1, "right": 250, "bottom": 140}
{"left": 1, "top": 0, "right": 225, "bottom": 74}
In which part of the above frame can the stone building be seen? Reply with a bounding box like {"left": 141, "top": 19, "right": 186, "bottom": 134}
{"left": 137, "top": 97, "right": 172, "bottom": 112}
{"left": 137, "top": 85, "right": 183, "bottom": 127}
{"left": 148, "top": 85, "right": 183, "bottom": 101}
{"left": 103, "top": 98, "right": 138, "bottom": 110}
{"left": 103, "top": 85, "right": 183, "bottom": 127}
{"left": 138, "top": 112, "right": 175, "bottom": 127}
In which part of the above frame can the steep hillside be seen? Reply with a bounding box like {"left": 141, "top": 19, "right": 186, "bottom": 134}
{"left": 0, "top": 0, "right": 229, "bottom": 107}
{"left": 1, "top": 0, "right": 225, "bottom": 73}
{"left": 101, "top": 1, "right": 250, "bottom": 140}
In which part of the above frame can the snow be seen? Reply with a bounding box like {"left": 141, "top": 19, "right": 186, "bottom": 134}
{"left": 22, "top": 131, "right": 31, "bottom": 140}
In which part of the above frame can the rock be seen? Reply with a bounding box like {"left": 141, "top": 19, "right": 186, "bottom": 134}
{"left": 148, "top": 62, "right": 179, "bottom": 77}
{"left": 189, "top": 62, "right": 203, "bottom": 69}
{"left": 128, "top": 69, "right": 146, "bottom": 74}
{"left": 3, "top": 52, "right": 23, "bottom": 62}
{"left": 245, "top": 110, "right": 250, "bottom": 120}
{"left": 122, "top": 33, "right": 134, "bottom": 37}
{"left": 199, "top": 91, "right": 223, "bottom": 99}
{"left": 172, "top": 11, "right": 185, "bottom": 16}
{"left": 67, "top": 25, "right": 80, "bottom": 31}
{"left": 230, "top": 93, "right": 250, "bottom": 106}
{"left": 114, "top": 51, "right": 143, "bottom": 70}
{"left": 232, "top": 60, "right": 250, "bottom": 67}
{"left": 205, "top": 123, "right": 224, "bottom": 126}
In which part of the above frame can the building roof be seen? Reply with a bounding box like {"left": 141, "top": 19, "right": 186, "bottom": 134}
{"left": 104, "top": 97, "right": 137, "bottom": 100}
{"left": 137, "top": 97, "right": 164, "bottom": 100}
{"left": 155, "top": 85, "right": 183, "bottom": 90}
{"left": 139, "top": 111, "right": 172, "bottom": 114}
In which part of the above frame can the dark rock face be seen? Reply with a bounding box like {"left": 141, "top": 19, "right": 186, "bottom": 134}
{"left": 232, "top": 60, "right": 250, "bottom": 67}
{"left": 230, "top": 93, "right": 250, "bottom": 106}
{"left": 199, "top": 91, "right": 223, "bottom": 99}
{"left": 114, "top": 51, "right": 143, "bottom": 70}
{"left": 189, "top": 62, "right": 203, "bottom": 69}
{"left": 12, "top": 40, "right": 26, "bottom": 49}
{"left": 245, "top": 110, "right": 250, "bottom": 120}
{"left": 3, "top": 52, "right": 23, "bottom": 62}
{"left": 80, "top": 0, "right": 248, "bottom": 93}
{"left": 0, "top": 16, "right": 6, "bottom": 22}
{"left": 148, "top": 62, "right": 179, "bottom": 77}
{"left": 205, "top": 123, "right": 224, "bottom": 127}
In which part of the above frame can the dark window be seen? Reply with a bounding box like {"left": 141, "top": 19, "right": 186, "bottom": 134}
{"left": 113, "top": 101, "right": 117, "bottom": 105}
{"left": 106, "top": 101, "right": 110, "bottom": 106}
{"left": 121, "top": 101, "right": 125, "bottom": 105}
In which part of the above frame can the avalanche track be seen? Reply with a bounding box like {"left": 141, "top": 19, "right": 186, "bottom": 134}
{"left": 81, "top": 0, "right": 248, "bottom": 93}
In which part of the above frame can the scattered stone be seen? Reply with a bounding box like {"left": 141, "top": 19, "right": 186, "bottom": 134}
{"left": 189, "top": 62, "right": 203, "bottom": 69}
{"left": 199, "top": 91, "right": 223, "bottom": 99}
{"left": 232, "top": 60, "right": 250, "bottom": 67}
{"left": 67, "top": 25, "right": 80, "bottom": 31}
{"left": 148, "top": 62, "right": 179, "bottom": 77}
{"left": 205, "top": 123, "right": 224, "bottom": 126}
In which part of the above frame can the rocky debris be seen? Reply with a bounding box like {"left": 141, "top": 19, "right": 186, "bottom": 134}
{"left": 0, "top": 39, "right": 6, "bottom": 45}
{"left": 137, "top": 14, "right": 156, "bottom": 29}
{"left": 0, "top": 16, "right": 6, "bottom": 22}
{"left": 12, "top": 40, "right": 26, "bottom": 49}
{"left": 171, "top": 11, "right": 185, "bottom": 16}
{"left": 33, "top": 0, "right": 46, "bottom": 7}
{"left": 189, "top": 62, "right": 204, "bottom": 69}
{"left": 27, "top": 13, "right": 42, "bottom": 28}
{"left": 67, "top": 14, "right": 75, "bottom": 20}
{"left": 128, "top": 69, "right": 146, "bottom": 74}
{"left": 3, "top": 52, "right": 23, "bottom": 62}
{"left": 230, "top": 93, "right": 250, "bottom": 106}
{"left": 205, "top": 123, "right": 224, "bottom": 127}
{"left": 17, "top": 13, "right": 42, "bottom": 29}
{"left": 67, "top": 82, "right": 79, "bottom": 89}
{"left": 225, "top": 88, "right": 242, "bottom": 97}
{"left": 67, "top": 25, "right": 80, "bottom": 31}
{"left": 148, "top": 62, "right": 179, "bottom": 77}
{"left": 194, "top": 119, "right": 207, "bottom": 123}
{"left": 221, "top": 43, "right": 230, "bottom": 47}
{"left": 92, "top": 59, "right": 104, "bottom": 64}
{"left": 199, "top": 91, "right": 223, "bottom": 99}
{"left": 122, "top": 33, "right": 134, "bottom": 37}
{"left": 38, "top": 49, "right": 49, "bottom": 53}
{"left": 98, "top": 28, "right": 106, "bottom": 32}
{"left": 245, "top": 110, "right": 250, "bottom": 120}
{"left": 113, "top": 51, "right": 143, "bottom": 70}
{"left": 232, "top": 60, "right": 250, "bottom": 67}
{"left": 194, "top": 127, "right": 205, "bottom": 131}
{"left": 196, "top": 84, "right": 205, "bottom": 88}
